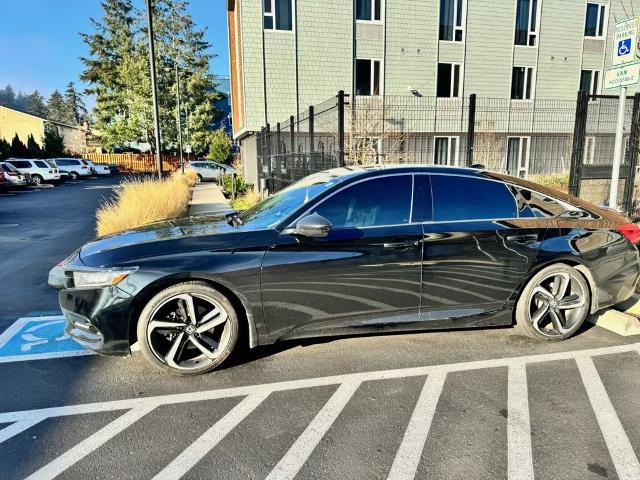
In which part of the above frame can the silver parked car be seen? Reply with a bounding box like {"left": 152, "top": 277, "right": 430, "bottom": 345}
{"left": 185, "top": 160, "right": 235, "bottom": 183}
{"left": 0, "top": 162, "right": 28, "bottom": 188}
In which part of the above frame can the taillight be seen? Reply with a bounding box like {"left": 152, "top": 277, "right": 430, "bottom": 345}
{"left": 619, "top": 224, "right": 640, "bottom": 244}
{"left": 49, "top": 169, "right": 53, "bottom": 173}
{"left": 6, "top": 171, "right": 16, "bottom": 176}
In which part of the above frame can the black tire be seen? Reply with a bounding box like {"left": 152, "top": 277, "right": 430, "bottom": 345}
{"left": 515, "top": 264, "right": 590, "bottom": 341}
{"left": 136, "top": 281, "right": 239, "bottom": 376}
{"left": 70, "top": 172, "right": 79, "bottom": 181}
{"left": 196, "top": 174, "right": 203, "bottom": 183}
{"left": 32, "top": 174, "right": 43, "bottom": 186}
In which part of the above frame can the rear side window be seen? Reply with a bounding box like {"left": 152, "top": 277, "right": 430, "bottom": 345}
{"left": 313, "top": 175, "right": 413, "bottom": 228}
{"left": 55, "top": 160, "right": 68, "bottom": 166}
{"left": 519, "top": 189, "right": 566, "bottom": 217}
{"left": 35, "top": 161, "right": 48, "bottom": 168}
{"left": 431, "top": 175, "right": 518, "bottom": 222}
{"left": 10, "top": 160, "right": 31, "bottom": 168}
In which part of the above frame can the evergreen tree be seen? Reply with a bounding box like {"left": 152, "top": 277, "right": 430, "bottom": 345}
{"left": 0, "top": 138, "right": 10, "bottom": 160}
{"left": 47, "top": 90, "right": 68, "bottom": 123}
{"left": 10, "top": 133, "right": 29, "bottom": 157}
{"left": 0, "top": 85, "right": 16, "bottom": 107}
{"left": 25, "top": 91, "right": 47, "bottom": 117}
{"left": 42, "top": 128, "right": 66, "bottom": 158}
{"left": 27, "top": 134, "right": 43, "bottom": 157}
{"left": 64, "top": 82, "right": 88, "bottom": 125}
{"left": 207, "top": 127, "right": 232, "bottom": 162}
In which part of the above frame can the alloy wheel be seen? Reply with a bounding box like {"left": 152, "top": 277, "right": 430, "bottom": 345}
{"left": 527, "top": 272, "right": 588, "bottom": 337}
{"left": 146, "top": 293, "right": 231, "bottom": 371}
{"left": 33, "top": 175, "right": 42, "bottom": 185}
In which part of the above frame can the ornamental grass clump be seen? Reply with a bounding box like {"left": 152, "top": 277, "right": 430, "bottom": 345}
{"left": 96, "top": 172, "right": 194, "bottom": 237}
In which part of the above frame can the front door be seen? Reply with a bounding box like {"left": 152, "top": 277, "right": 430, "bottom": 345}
{"left": 420, "top": 174, "right": 541, "bottom": 323}
{"left": 261, "top": 174, "right": 426, "bottom": 338}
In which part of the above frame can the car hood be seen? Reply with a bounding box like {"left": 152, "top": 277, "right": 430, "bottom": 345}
{"left": 79, "top": 213, "right": 250, "bottom": 267}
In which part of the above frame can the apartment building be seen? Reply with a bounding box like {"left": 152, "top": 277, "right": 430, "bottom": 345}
{"left": 228, "top": 0, "right": 636, "bottom": 179}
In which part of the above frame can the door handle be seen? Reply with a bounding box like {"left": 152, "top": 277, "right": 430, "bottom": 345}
{"left": 383, "top": 241, "right": 419, "bottom": 249}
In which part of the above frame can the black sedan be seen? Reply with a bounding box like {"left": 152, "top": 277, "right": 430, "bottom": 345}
{"left": 49, "top": 166, "right": 640, "bottom": 375}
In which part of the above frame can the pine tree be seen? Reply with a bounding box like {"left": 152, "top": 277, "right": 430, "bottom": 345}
{"left": 42, "top": 128, "right": 66, "bottom": 158}
{"left": 25, "top": 91, "right": 47, "bottom": 117}
{"left": 0, "top": 138, "right": 11, "bottom": 160}
{"left": 27, "top": 134, "right": 43, "bottom": 157}
{"left": 64, "top": 82, "right": 88, "bottom": 125}
{"left": 10, "top": 133, "right": 29, "bottom": 158}
{"left": 0, "top": 85, "right": 16, "bottom": 107}
{"left": 47, "top": 90, "right": 68, "bottom": 123}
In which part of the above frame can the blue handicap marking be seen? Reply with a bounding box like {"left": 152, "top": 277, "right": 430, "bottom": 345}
{"left": 618, "top": 38, "right": 632, "bottom": 56}
{"left": 0, "top": 316, "right": 92, "bottom": 362}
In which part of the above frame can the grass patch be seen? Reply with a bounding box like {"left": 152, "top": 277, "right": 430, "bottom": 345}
{"left": 231, "top": 188, "right": 261, "bottom": 211}
{"left": 528, "top": 173, "right": 570, "bottom": 194}
{"left": 96, "top": 171, "right": 196, "bottom": 237}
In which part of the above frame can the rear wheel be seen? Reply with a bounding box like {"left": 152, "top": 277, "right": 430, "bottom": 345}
{"left": 32, "top": 174, "right": 43, "bottom": 186}
{"left": 196, "top": 174, "right": 203, "bottom": 183}
{"left": 515, "top": 264, "right": 590, "bottom": 341}
{"left": 137, "top": 282, "right": 239, "bottom": 375}
{"left": 70, "top": 172, "right": 79, "bottom": 181}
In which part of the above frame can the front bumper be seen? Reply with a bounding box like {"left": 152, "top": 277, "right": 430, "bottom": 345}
{"left": 59, "top": 286, "right": 135, "bottom": 357}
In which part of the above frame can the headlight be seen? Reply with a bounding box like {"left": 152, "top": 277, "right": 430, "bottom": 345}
{"left": 73, "top": 268, "right": 137, "bottom": 288}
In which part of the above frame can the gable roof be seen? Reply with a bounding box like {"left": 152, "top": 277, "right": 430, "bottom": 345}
{"left": 0, "top": 104, "right": 82, "bottom": 130}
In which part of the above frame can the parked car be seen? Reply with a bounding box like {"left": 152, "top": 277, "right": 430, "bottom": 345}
{"left": 185, "top": 160, "right": 235, "bottom": 183}
{"left": 57, "top": 168, "right": 71, "bottom": 182}
{"left": 107, "top": 164, "right": 120, "bottom": 174}
{"left": 0, "top": 169, "right": 7, "bottom": 193}
{"left": 50, "top": 158, "right": 92, "bottom": 181}
{"left": 85, "top": 160, "right": 111, "bottom": 175}
{"left": 0, "top": 162, "right": 28, "bottom": 188}
{"left": 5, "top": 158, "right": 61, "bottom": 185}
{"left": 49, "top": 165, "right": 640, "bottom": 375}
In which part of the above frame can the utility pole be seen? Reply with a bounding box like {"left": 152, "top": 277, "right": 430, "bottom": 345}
{"left": 145, "top": 0, "right": 163, "bottom": 179}
{"left": 175, "top": 63, "right": 185, "bottom": 174}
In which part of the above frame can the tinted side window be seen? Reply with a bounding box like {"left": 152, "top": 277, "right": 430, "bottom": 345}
{"left": 431, "top": 175, "right": 518, "bottom": 221}
{"left": 519, "top": 189, "right": 566, "bottom": 217}
{"left": 312, "top": 175, "right": 413, "bottom": 228}
{"left": 35, "top": 161, "right": 48, "bottom": 168}
{"left": 11, "top": 160, "right": 31, "bottom": 168}
{"left": 56, "top": 160, "right": 68, "bottom": 166}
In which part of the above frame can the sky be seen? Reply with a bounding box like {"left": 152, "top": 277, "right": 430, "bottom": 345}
{"left": 0, "top": 0, "right": 229, "bottom": 102}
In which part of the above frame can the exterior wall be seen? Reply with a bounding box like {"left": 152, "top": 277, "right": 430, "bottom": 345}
{"left": 53, "top": 124, "right": 87, "bottom": 155}
{"left": 0, "top": 106, "right": 45, "bottom": 146}
{"left": 239, "top": 0, "right": 266, "bottom": 132}
{"left": 228, "top": 0, "right": 246, "bottom": 134}
{"left": 264, "top": 31, "right": 297, "bottom": 123}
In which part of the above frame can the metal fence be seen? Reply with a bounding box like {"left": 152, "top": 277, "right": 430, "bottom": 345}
{"left": 256, "top": 91, "right": 640, "bottom": 216}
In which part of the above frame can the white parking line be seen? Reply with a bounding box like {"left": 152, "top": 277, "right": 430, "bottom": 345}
{"left": 387, "top": 372, "right": 446, "bottom": 480}
{"left": 152, "top": 392, "right": 271, "bottom": 480}
{"left": 507, "top": 363, "right": 534, "bottom": 480}
{"left": 576, "top": 356, "right": 640, "bottom": 480}
{"left": 24, "top": 405, "right": 157, "bottom": 480}
{"left": 0, "top": 343, "right": 638, "bottom": 480}
{"left": 265, "top": 381, "right": 361, "bottom": 480}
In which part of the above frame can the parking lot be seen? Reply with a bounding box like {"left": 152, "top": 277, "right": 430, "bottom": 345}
{"left": 1, "top": 176, "right": 640, "bottom": 480}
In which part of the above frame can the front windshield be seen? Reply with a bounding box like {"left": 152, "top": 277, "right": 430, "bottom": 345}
{"left": 237, "top": 170, "right": 351, "bottom": 229}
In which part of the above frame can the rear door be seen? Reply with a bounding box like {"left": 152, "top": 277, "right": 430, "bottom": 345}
{"left": 420, "top": 174, "right": 542, "bottom": 321}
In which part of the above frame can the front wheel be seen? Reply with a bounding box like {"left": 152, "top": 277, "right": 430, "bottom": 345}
{"left": 70, "top": 172, "right": 79, "bottom": 181}
{"left": 515, "top": 264, "right": 590, "bottom": 341}
{"left": 196, "top": 174, "right": 203, "bottom": 184}
{"left": 32, "top": 174, "right": 43, "bottom": 186}
{"left": 137, "top": 282, "right": 239, "bottom": 375}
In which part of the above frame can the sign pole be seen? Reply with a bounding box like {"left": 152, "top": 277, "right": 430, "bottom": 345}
{"left": 610, "top": 87, "right": 627, "bottom": 208}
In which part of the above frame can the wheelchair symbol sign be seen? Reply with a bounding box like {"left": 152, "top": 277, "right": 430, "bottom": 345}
{"left": 618, "top": 39, "right": 632, "bottom": 56}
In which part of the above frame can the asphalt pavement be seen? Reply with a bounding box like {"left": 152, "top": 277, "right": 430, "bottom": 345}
{"left": 0, "top": 177, "right": 639, "bottom": 480}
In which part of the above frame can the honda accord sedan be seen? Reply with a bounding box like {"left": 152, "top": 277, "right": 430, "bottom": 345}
{"left": 49, "top": 166, "right": 640, "bottom": 375}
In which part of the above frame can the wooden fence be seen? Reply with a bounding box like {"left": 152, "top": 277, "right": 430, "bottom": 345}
{"left": 83, "top": 153, "right": 186, "bottom": 173}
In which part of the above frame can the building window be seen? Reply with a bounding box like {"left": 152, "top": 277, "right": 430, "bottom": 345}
{"left": 356, "top": 0, "right": 382, "bottom": 21}
{"left": 585, "top": 3, "right": 607, "bottom": 38}
{"left": 515, "top": 0, "right": 539, "bottom": 46}
{"left": 437, "top": 63, "right": 462, "bottom": 98}
{"left": 439, "top": 0, "right": 465, "bottom": 41}
{"left": 506, "top": 137, "right": 530, "bottom": 178}
{"left": 434, "top": 137, "right": 459, "bottom": 166}
{"left": 263, "top": 0, "right": 292, "bottom": 31}
{"left": 511, "top": 66, "right": 535, "bottom": 100}
{"left": 356, "top": 59, "right": 382, "bottom": 96}
{"left": 580, "top": 70, "right": 601, "bottom": 96}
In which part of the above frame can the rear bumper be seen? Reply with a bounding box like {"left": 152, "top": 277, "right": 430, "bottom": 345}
{"left": 59, "top": 286, "right": 135, "bottom": 357}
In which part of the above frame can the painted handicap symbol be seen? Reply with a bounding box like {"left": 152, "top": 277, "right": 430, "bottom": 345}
{"left": 20, "top": 320, "right": 70, "bottom": 352}
{"left": 618, "top": 38, "right": 632, "bottom": 56}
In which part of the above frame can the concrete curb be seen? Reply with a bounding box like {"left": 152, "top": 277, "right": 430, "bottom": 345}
{"left": 587, "top": 309, "right": 640, "bottom": 336}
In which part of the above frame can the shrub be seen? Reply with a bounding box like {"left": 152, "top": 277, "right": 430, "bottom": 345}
{"left": 172, "top": 169, "right": 198, "bottom": 187}
{"left": 96, "top": 174, "right": 191, "bottom": 237}
{"left": 528, "top": 173, "right": 570, "bottom": 194}
{"left": 221, "top": 173, "right": 250, "bottom": 197}
{"left": 231, "top": 188, "right": 261, "bottom": 211}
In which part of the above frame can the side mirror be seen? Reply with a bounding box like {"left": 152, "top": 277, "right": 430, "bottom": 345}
{"left": 285, "top": 213, "right": 332, "bottom": 238}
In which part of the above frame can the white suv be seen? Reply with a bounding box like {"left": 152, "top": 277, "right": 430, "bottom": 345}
{"left": 5, "top": 158, "right": 61, "bottom": 185}
{"left": 51, "top": 158, "right": 92, "bottom": 180}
